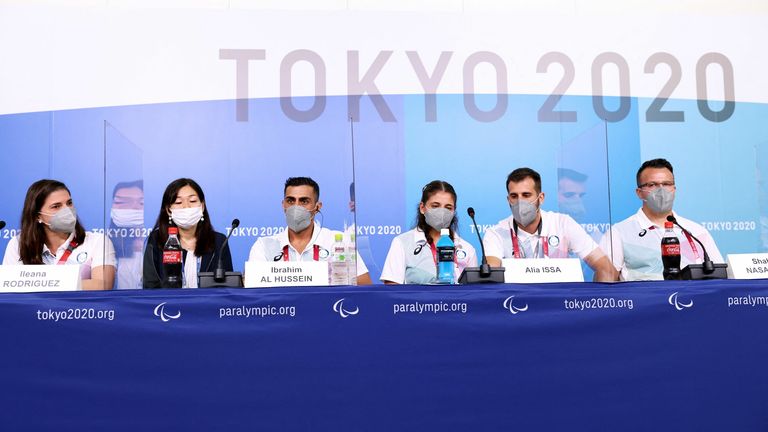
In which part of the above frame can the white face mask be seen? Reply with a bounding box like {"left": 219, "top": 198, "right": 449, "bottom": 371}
{"left": 111, "top": 208, "right": 144, "bottom": 227}
{"left": 171, "top": 207, "right": 203, "bottom": 229}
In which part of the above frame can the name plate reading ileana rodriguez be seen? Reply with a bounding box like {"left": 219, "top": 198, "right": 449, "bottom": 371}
{"left": 727, "top": 253, "right": 768, "bottom": 279}
{"left": 245, "top": 261, "right": 329, "bottom": 287}
{"left": 502, "top": 258, "right": 584, "bottom": 283}
{"left": 0, "top": 265, "right": 81, "bottom": 293}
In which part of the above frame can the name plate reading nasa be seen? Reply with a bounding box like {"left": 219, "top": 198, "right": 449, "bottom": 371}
{"left": 502, "top": 258, "right": 584, "bottom": 283}
{"left": 245, "top": 261, "right": 329, "bottom": 288}
{"left": 0, "top": 265, "right": 81, "bottom": 293}
{"left": 726, "top": 253, "right": 768, "bottom": 279}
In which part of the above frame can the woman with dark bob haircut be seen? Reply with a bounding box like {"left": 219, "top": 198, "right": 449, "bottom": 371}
{"left": 142, "top": 178, "right": 233, "bottom": 288}
{"left": 2, "top": 179, "right": 116, "bottom": 290}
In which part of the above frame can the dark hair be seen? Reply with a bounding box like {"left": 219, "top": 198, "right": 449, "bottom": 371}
{"left": 557, "top": 168, "right": 588, "bottom": 183}
{"left": 284, "top": 177, "right": 320, "bottom": 200}
{"left": 110, "top": 180, "right": 144, "bottom": 258}
{"left": 506, "top": 167, "right": 542, "bottom": 193}
{"left": 18, "top": 179, "right": 86, "bottom": 265}
{"left": 111, "top": 179, "right": 144, "bottom": 199}
{"left": 636, "top": 158, "right": 674, "bottom": 187}
{"left": 153, "top": 178, "right": 215, "bottom": 256}
{"left": 415, "top": 180, "right": 458, "bottom": 243}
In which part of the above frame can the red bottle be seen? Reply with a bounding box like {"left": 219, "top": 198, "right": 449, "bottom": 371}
{"left": 661, "top": 221, "right": 681, "bottom": 280}
{"left": 162, "top": 227, "right": 183, "bottom": 288}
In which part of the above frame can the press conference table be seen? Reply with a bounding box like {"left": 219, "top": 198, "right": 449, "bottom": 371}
{"left": 1, "top": 279, "right": 767, "bottom": 431}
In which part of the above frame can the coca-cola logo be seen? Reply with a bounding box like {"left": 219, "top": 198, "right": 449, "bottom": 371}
{"left": 661, "top": 244, "right": 680, "bottom": 255}
{"left": 162, "top": 250, "right": 182, "bottom": 264}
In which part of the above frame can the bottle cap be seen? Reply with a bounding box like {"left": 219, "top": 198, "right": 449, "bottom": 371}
{"left": 335, "top": 233, "right": 343, "bottom": 242}
{"left": 440, "top": 228, "right": 450, "bottom": 236}
{"left": 664, "top": 221, "right": 674, "bottom": 229}
{"left": 168, "top": 227, "right": 179, "bottom": 235}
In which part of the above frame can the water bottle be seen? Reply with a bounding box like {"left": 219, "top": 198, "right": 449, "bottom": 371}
{"left": 436, "top": 228, "right": 455, "bottom": 284}
{"left": 162, "top": 227, "right": 183, "bottom": 288}
{"left": 661, "top": 221, "right": 681, "bottom": 280}
{"left": 346, "top": 233, "right": 358, "bottom": 286}
{"left": 330, "top": 233, "right": 350, "bottom": 285}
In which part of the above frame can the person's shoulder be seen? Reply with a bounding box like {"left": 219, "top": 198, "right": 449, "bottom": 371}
{"left": 544, "top": 210, "right": 576, "bottom": 225}
{"left": 485, "top": 216, "right": 511, "bottom": 236}
{"left": 611, "top": 211, "right": 640, "bottom": 230}
{"left": 145, "top": 228, "right": 160, "bottom": 240}
{"left": 83, "top": 230, "right": 108, "bottom": 243}
{"left": 493, "top": 214, "right": 513, "bottom": 228}
{"left": 393, "top": 228, "right": 417, "bottom": 242}
{"left": 6, "top": 234, "right": 20, "bottom": 248}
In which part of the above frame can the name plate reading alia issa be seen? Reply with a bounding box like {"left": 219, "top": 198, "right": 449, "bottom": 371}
{"left": 0, "top": 265, "right": 81, "bottom": 293}
{"left": 245, "top": 261, "right": 329, "bottom": 288}
{"left": 502, "top": 258, "right": 584, "bottom": 283}
{"left": 726, "top": 253, "right": 768, "bottom": 279}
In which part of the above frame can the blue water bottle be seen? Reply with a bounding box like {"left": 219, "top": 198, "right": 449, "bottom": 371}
{"left": 436, "top": 228, "right": 455, "bottom": 284}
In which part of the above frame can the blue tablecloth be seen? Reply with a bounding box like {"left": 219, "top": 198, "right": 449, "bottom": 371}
{"left": 1, "top": 279, "right": 767, "bottom": 431}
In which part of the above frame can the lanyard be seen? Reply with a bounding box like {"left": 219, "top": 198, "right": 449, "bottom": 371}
{"left": 510, "top": 219, "right": 547, "bottom": 258}
{"left": 282, "top": 244, "right": 320, "bottom": 261}
{"left": 57, "top": 241, "right": 79, "bottom": 265}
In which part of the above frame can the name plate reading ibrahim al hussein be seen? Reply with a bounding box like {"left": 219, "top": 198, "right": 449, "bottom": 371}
{"left": 0, "top": 265, "right": 82, "bottom": 293}
{"left": 244, "top": 261, "right": 330, "bottom": 288}
{"left": 502, "top": 258, "right": 584, "bottom": 283}
{"left": 727, "top": 253, "right": 768, "bottom": 279}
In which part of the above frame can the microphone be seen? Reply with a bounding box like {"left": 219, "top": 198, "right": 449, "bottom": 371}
{"left": 457, "top": 207, "right": 504, "bottom": 284}
{"left": 214, "top": 218, "right": 239, "bottom": 280}
{"left": 0, "top": 220, "right": 5, "bottom": 230}
{"left": 666, "top": 215, "right": 715, "bottom": 273}
{"left": 467, "top": 207, "right": 491, "bottom": 277}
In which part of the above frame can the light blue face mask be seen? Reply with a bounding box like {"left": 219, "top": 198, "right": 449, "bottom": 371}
{"left": 645, "top": 187, "right": 675, "bottom": 214}
{"left": 510, "top": 198, "right": 539, "bottom": 226}
{"left": 285, "top": 205, "right": 313, "bottom": 232}
{"left": 424, "top": 208, "right": 454, "bottom": 231}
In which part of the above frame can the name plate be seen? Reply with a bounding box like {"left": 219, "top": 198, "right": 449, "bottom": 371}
{"left": 0, "top": 265, "right": 81, "bottom": 293}
{"left": 502, "top": 258, "right": 584, "bottom": 283}
{"left": 726, "top": 253, "right": 768, "bottom": 279}
{"left": 245, "top": 261, "right": 329, "bottom": 287}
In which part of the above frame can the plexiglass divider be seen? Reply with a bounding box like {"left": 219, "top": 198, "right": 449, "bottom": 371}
{"left": 104, "top": 96, "right": 356, "bottom": 288}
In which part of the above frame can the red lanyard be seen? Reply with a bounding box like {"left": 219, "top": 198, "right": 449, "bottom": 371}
{"left": 428, "top": 242, "right": 458, "bottom": 265}
{"left": 57, "top": 241, "right": 79, "bottom": 265}
{"left": 510, "top": 219, "right": 547, "bottom": 258}
{"left": 282, "top": 244, "right": 320, "bottom": 261}
{"left": 682, "top": 231, "right": 700, "bottom": 260}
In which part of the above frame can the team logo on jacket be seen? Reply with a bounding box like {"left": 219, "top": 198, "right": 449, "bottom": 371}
{"left": 333, "top": 298, "right": 359, "bottom": 318}
{"left": 668, "top": 292, "right": 693, "bottom": 311}
{"left": 318, "top": 248, "right": 330, "bottom": 259}
{"left": 547, "top": 236, "right": 560, "bottom": 247}
{"left": 503, "top": 295, "right": 529, "bottom": 314}
{"left": 76, "top": 252, "right": 88, "bottom": 263}
{"left": 413, "top": 242, "right": 427, "bottom": 255}
{"left": 153, "top": 302, "right": 182, "bottom": 322}
{"left": 456, "top": 249, "right": 468, "bottom": 260}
